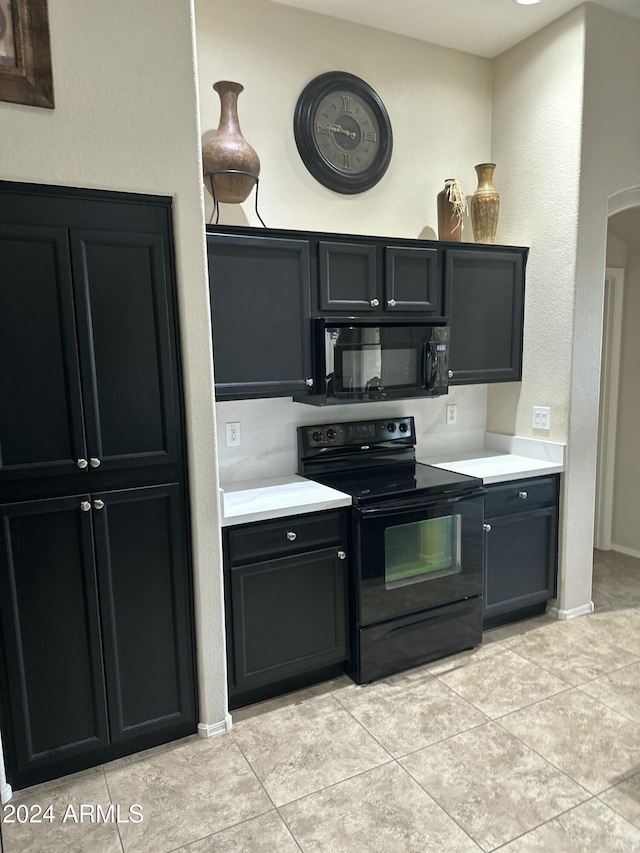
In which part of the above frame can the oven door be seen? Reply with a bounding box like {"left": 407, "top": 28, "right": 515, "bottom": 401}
{"left": 355, "top": 492, "right": 484, "bottom": 627}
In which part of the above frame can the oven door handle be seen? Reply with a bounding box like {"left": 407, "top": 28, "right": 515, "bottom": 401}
{"left": 357, "top": 492, "right": 473, "bottom": 517}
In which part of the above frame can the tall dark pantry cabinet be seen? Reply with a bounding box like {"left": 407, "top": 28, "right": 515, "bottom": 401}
{"left": 0, "top": 182, "right": 197, "bottom": 790}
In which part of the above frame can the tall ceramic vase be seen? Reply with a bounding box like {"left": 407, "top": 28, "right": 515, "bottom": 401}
{"left": 470, "top": 163, "right": 500, "bottom": 244}
{"left": 202, "top": 81, "right": 260, "bottom": 204}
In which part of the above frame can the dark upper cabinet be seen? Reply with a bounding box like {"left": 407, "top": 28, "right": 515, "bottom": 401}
{"left": 0, "top": 195, "right": 182, "bottom": 483}
{"left": 0, "top": 484, "right": 196, "bottom": 789}
{"left": 207, "top": 232, "right": 313, "bottom": 400}
{"left": 483, "top": 475, "right": 559, "bottom": 629}
{"left": 445, "top": 247, "right": 527, "bottom": 385}
{"left": 318, "top": 240, "right": 441, "bottom": 315}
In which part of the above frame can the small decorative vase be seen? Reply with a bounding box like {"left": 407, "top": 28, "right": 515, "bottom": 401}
{"left": 202, "top": 81, "right": 260, "bottom": 204}
{"left": 437, "top": 179, "right": 465, "bottom": 241}
{"left": 470, "top": 163, "right": 500, "bottom": 244}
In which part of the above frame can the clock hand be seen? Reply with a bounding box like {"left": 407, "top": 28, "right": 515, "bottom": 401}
{"left": 323, "top": 123, "right": 357, "bottom": 139}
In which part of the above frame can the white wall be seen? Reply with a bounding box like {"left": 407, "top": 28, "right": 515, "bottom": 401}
{"left": 612, "top": 243, "right": 640, "bottom": 555}
{"left": 195, "top": 0, "right": 500, "bottom": 480}
{"left": 195, "top": 0, "right": 494, "bottom": 239}
{"left": 0, "top": 0, "right": 229, "bottom": 788}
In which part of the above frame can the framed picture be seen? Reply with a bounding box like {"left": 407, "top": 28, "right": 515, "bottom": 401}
{"left": 0, "top": 0, "right": 54, "bottom": 108}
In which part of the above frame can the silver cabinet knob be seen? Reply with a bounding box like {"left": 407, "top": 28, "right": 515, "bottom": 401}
{"left": 387, "top": 298, "right": 397, "bottom": 307}
{"left": 286, "top": 531, "right": 297, "bottom": 541}
{"left": 483, "top": 523, "right": 492, "bottom": 532}
{"left": 448, "top": 370, "right": 454, "bottom": 379}
{"left": 89, "top": 457, "right": 101, "bottom": 468}
{"left": 93, "top": 499, "right": 105, "bottom": 510}
{"left": 305, "top": 378, "right": 314, "bottom": 387}
{"left": 518, "top": 491, "right": 528, "bottom": 500}
{"left": 77, "top": 458, "right": 88, "bottom": 469}
{"left": 370, "top": 298, "right": 380, "bottom": 307}
{"left": 337, "top": 550, "right": 346, "bottom": 560}
{"left": 80, "top": 501, "right": 91, "bottom": 512}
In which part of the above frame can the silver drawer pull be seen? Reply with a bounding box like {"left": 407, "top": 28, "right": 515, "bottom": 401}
{"left": 337, "top": 550, "right": 346, "bottom": 560}
{"left": 286, "top": 531, "right": 297, "bottom": 541}
{"left": 77, "top": 458, "right": 88, "bottom": 469}
{"left": 370, "top": 298, "right": 380, "bottom": 307}
{"left": 448, "top": 370, "right": 454, "bottom": 379}
{"left": 483, "top": 523, "right": 492, "bottom": 533}
{"left": 89, "top": 457, "right": 101, "bottom": 468}
{"left": 518, "top": 491, "right": 528, "bottom": 500}
{"left": 93, "top": 499, "right": 105, "bottom": 510}
{"left": 387, "top": 299, "right": 397, "bottom": 307}
{"left": 80, "top": 501, "right": 91, "bottom": 512}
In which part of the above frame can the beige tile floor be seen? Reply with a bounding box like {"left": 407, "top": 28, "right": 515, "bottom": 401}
{"left": 4, "top": 549, "right": 640, "bottom": 852}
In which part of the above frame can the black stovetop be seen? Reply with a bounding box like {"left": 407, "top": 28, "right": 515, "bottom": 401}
{"left": 307, "top": 461, "right": 482, "bottom": 506}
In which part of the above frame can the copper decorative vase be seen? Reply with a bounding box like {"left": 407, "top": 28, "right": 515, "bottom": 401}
{"left": 202, "top": 81, "right": 260, "bottom": 204}
{"left": 437, "top": 179, "right": 464, "bottom": 241}
{"left": 470, "top": 163, "right": 500, "bottom": 244}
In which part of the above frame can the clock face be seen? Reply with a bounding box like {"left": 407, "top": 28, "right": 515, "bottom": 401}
{"left": 294, "top": 72, "right": 393, "bottom": 194}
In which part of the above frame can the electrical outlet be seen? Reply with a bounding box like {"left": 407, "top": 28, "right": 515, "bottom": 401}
{"left": 532, "top": 406, "right": 551, "bottom": 430}
{"left": 225, "top": 422, "right": 241, "bottom": 446}
{"left": 446, "top": 404, "right": 457, "bottom": 425}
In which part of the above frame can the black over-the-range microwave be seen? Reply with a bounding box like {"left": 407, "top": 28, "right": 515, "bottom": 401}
{"left": 297, "top": 320, "right": 450, "bottom": 405}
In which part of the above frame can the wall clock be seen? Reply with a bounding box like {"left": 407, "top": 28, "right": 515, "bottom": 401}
{"left": 294, "top": 71, "right": 393, "bottom": 194}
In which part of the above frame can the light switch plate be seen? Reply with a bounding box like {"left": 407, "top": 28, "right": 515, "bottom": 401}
{"left": 532, "top": 406, "right": 551, "bottom": 430}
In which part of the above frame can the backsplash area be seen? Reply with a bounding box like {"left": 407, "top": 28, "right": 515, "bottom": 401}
{"left": 216, "top": 385, "right": 488, "bottom": 484}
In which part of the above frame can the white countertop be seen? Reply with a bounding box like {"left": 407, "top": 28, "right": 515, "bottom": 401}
{"left": 220, "top": 435, "right": 565, "bottom": 525}
{"left": 220, "top": 474, "right": 352, "bottom": 527}
{"left": 418, "top": 433, "right": 565, "bottom": 484}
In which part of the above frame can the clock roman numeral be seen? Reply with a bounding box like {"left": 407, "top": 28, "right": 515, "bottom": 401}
{"left": 341, "top": 95, "right": 352, "bottom": 112}
{"left": 342, "top": 153, "right": 352, "bottom": 170}
{"left": 363, "top": 130, "right": 377, "bottom": 144}
{"left": 316, "top": 122, "right": 330, "bottom": 135}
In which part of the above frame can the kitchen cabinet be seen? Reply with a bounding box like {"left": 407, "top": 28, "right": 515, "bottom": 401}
{"left": 0, "top": 182, "right": 196, "bottom": 790}
{"left": 0, "top": 485, "right": 195, "bottom": 790}
{"left": 224, "top": 509, "right": 349, "bottom": 709}
{"left": 445, "top": 246, "right": 527, "bottom": 385}
{"left": 318, "top": 240, "right": 441, "bottom": 315}
{"left": 206, "top": 231, "right": 313, "bottom": 400}
{"left": 0, "top": 199, "right": 181, "bottom": 482}
{"left": 483, "top": 475, "right": 559, "bottom": 629}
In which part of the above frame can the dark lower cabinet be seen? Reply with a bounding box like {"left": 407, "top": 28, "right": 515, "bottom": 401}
{"left": 224, "top": 510, "right": 349, "bottom": 709}
{"left": 0, "top": 485, "right": 196, "bottom": 790}
{"left": 483, "top": 475, "right": 559, "bottom": 629}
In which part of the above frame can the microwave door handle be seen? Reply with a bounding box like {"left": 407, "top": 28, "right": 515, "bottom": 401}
{"left": 424, "top": 340, "right": 436, "bottom": 389}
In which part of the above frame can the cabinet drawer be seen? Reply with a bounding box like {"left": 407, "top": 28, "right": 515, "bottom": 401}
{"left": 484, "top": 476, "right": 559, "bottom": 517}
{"left": 228, "top": 510, "right": 344, "bottom": 564}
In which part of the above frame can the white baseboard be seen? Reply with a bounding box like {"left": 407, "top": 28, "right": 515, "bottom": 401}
{"left": 197, "top": 715, "right": 233, "bottom": 738}
{"left": 546, "top": 601, "right": 595, "bottom": 620}
{"left": 611, "top": 543, "right": 640, "bottom": 560}
{"left": 1, "top": 781, "right": 12, "bottom": 804}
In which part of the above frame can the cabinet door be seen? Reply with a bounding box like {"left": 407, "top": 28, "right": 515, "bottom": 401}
{"left": 208, "top": 234, "right": 312, "bottom": 399}
{"left": 385, "top": 246, "right": 440, "bottom": 314}
{"left": 70, "top": 229, "right": 180, "bottom": 471}
{"left": 445, "top": 248, "right": 525, "bottom": 384}
{"left": 483, "top": 507, "right": 558, "bottom": 621}
{"left": 92, "top": 484, "right": 196, "bottom": 744}
{"left": 318, "top": 241, "right": 378, "bottom": 312}
{"left": 0, "top": 496, "right": 110, "bottom": 787}
{"left": 230, "top": 547, "right": 347, "bottom": 690}
{"left": 0, "top": 225, "right": 87, "bottom": 481}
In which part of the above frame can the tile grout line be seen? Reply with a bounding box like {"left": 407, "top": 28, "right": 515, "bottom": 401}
{"left": 101, "top": 764, "right": 125, "bottom": 853}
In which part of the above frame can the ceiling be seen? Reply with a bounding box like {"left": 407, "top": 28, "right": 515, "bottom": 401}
{"left": 271, "top": 0, "right": 640, "bottom": 58}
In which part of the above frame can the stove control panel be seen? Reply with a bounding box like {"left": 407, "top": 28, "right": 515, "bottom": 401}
{"left": 299, "top": 416, "right": 415, "bottom": 450}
